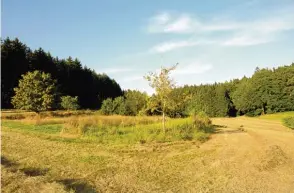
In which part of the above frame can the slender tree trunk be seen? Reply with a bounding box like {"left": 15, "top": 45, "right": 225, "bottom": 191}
{"left": 162, "top": 111, "right": 166, "bottom": 133}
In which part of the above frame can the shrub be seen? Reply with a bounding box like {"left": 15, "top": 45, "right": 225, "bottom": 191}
{"left": 100, "top": 97, "right": 127, "bottom": 115}
{"left": 177, "top": 122, "right": 194, "bottom": 140}
{"left": 60, "top": 96, "right": 80, "bottom": 110}
{"left": 113, "top": 97, "right": 127, "bottom": 115}
{"left": 192, "top": 112, "right": 213, "bottom": 132}
{"left": 283, "top": 116, "right": 294, "bottom": 129}
{"left": 100, "top": 98, "right": 115, "bottom": 115}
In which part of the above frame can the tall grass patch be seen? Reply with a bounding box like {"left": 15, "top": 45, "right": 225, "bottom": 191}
{"left": 61, "top": 115, "right": 161, "bottom": 135}
{"left": 282, "top": 116, "right": 294, "bottom": 129}
{"left": 61, "top": 114, "right": 214, "bottom": 144}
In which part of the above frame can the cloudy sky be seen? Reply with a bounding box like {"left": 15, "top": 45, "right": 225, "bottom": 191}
{"left": 2, "top": 0, "right": 294, "bottom": 94}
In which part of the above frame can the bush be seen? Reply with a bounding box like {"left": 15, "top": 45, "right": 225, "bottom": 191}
{"left": 60, "top": 96, "right": 80, "bottom": 110}
{"left": 192, "top": 112, "right": 213, "bottom": 132}
{"left": 100, "top": 97, "right": 127, "bottom": 115}
{"left": 283, "top": 116, "right": 294, "bottom": 129}
{"left": 100, "top": 98, "right": 114, "bottom": 115}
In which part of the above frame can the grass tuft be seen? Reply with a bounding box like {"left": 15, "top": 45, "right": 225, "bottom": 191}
{"left": 282, "top": 116, "right": 294, "bottom": 129}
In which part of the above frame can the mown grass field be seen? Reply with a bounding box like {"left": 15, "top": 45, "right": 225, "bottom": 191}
{"left": 1, "top": 111, "right": 294, "bottom": 193}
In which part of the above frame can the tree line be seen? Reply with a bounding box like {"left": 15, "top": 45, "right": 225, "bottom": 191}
{"left": 1, "top": 38, "right": 123, "bottom": 109}
{"left": 102, "top": 64, "right": 294, "bottom": 117}
{"left": 172, "top": 64, "right": 294, "bottom": 117}
{"left": 2, "top": 38, "right": 294, "bottom": 117}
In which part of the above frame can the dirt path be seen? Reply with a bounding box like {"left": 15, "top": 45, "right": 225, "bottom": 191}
{"left": 195, "top": 117, "right": 294, "bottom": 193}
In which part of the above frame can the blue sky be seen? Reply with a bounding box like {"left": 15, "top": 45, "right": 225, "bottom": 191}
{"left": 2, "top": 0, "right": 294, "bottom": 93}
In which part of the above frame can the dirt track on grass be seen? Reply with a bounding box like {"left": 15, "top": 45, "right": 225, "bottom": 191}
{"left": 197, "top": 117, "right": 294, "bottom": 193}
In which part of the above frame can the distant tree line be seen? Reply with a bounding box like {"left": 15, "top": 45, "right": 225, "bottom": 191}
{"left": 1, "top": 38, "right": 123, "bottom": 109}
{"left": 173, "top": 64, "right": 294, "bottom": 117}
{"left": 2, "top": 38, "right": 294, "bottom": 117}
{"left": 102, "top": 63, "right": 294, "bottom": 117}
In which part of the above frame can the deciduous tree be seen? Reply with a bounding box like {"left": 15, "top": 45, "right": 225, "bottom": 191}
{"left": 12, "top": 71, "right": 56, "bottom": 113}
{"left": 144, "top": 64, "right": 178, "bottom": 132}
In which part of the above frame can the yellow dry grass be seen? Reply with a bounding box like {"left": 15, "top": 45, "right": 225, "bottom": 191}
{"left": 1, "top": 113, "right": 294, "bottom": 192}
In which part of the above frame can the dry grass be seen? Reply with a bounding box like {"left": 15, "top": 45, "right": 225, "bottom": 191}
{"left": 1, "top": 166, "right": 72, "bottom": 193}
{"left": 1, "top": 110, "right": 95, "bottom": 120}
{"left": 2, "top": 111, "right": 294, "bottom": 192}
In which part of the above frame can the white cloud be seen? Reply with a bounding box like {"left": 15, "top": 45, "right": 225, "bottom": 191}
{"left": 147, "top": 10, "right": 294, "bottom": 49}
{"left": 163, "top": 15, "right": 194, "bottom": 33}
{"left": 148, "top": 13, "right": 197, "bottom": 33}
{"left": 148, "top": 11, "right": 294, "bottom": 34}
{"left": 172, "top": 62, "right": 213, "bottom": 75}
{"left": 222, "top": 33, "right": 272, "bottom": 46}
{"left": 151, "top": 41, "right": 196, "bottom": 53}
{"left": 151, "top": 40, "right": 215, "bottom": 53}
{"left": 154, "top": 12, "right": 170, "bottom": 25}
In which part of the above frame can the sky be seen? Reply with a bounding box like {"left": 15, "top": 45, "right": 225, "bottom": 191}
{"left": 2, "top": 0, "right": 294, "bottom": 94}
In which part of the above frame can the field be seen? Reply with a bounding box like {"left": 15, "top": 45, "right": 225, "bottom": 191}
{"left": 1, "top": 111, "right": 294, "bottom": 193}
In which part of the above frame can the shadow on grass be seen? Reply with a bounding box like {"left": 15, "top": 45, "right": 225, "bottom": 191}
{"left": 2, "top": 156, "right": 97, "bottom": 192}
{"left": 1, "top": 156, "right": 49, "bottom": 176}
{"left": 212, "top": 124, "right": 228, "bottom": 128}
{"left": 211, "top": 124, "right": 247, "bottom": 134}
{"left": 57, "top": 179, "right": 98, "bottom": 193}
{"left": 212, "top": 128, "right": 246, "bottom": 135}
{"left": 1, "top": 156, "right": 19, "bottom": 167}
{"left": 20, "top": 167, "right": 49, "bottom": 177}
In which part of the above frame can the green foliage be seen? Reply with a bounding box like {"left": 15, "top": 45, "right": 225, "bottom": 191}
{"left": 100, "top": 98, "right": 114, "bottom": 115}
{"left": 184, "top": 83, "right": 233, "bottom": 117}
{"left": 231, "top": 78, "right": 255, "bottom": 114}
{"left": 282, "top": 117, "right": 294, "bottom": 129}
{"left": 144, "top": 64, "right": 190, "bottom": 132}
{"left": 100, "top": 97, "right": 127, "bottom": 115}
{"left": 1, "top": 38, "right": 30, "bottom": 109}
{"left": 60, "top": 96, "right": 80, "bottom": 110}
{"left": 3, "top": 38, "right": 294, "bottom": 117}
{"left": 1, "top": 38, "right": 123, "bottom": 109}
{"left": 232, "top": 65, "right": 294, "bottom": 116}
{"left": 113, "top": 96, "right": 127, "bottom": 115}
{"left": 177, "top": 64, "right": 294, "bottom": 117}
{"left": 124, "top": 90, "right": 148, "bottom": 116}
{"left": 11, "top": 71, "right": 56, "bottom": 112}
{"left": 144, "top": 65, "right": 178, "bottom": 114}
{"left": 100, "top": 90, "right": 148, "bottom": 116}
